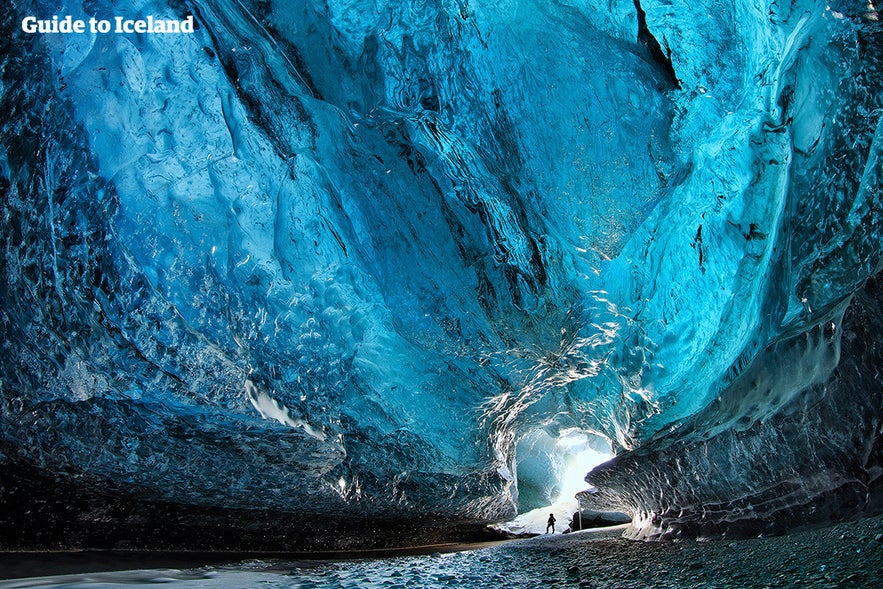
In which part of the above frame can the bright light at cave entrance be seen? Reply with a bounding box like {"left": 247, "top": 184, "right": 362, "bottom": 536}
{"left": 556, "top": 445, "right": 612, "bottom": 503}
{"left": 498, "top": 431, "right": 613, "bottom": 535}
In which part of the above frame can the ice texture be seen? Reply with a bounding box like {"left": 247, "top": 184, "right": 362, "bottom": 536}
{"left": 0, "top": 0, "right": 881, "bottom": 544}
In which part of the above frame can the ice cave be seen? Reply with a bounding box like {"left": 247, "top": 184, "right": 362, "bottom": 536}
{"left": 1, "top": 0, "right": 882, "bottom": 583}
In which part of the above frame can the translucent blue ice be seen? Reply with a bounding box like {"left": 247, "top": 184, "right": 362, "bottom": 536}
{"left": 1, "top": 0, "right": 880, "bottom": 536}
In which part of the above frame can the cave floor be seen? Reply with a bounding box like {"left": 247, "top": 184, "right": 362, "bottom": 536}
{"left": 1, "top": 515, "right": 881, "bottom": 588}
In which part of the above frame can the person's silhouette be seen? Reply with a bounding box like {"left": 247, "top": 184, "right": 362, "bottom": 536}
{"left": 546, "top": 513, "right": 556, "bottom": 533}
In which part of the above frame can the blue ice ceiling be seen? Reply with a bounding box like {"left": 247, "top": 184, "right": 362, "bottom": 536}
{"left": 1, "top": 0, "right": 881, "bottom": 538}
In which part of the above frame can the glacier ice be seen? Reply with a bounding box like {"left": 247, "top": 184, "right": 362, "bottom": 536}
{"left": 0, "top": 0, "right": 881, "bottom": 548}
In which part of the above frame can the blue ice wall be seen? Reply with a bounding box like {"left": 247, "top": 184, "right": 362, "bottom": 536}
{"left": 1, "top": 0, "right": 881, "bottom": 539}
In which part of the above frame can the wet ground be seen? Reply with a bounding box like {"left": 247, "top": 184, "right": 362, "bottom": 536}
{"left": 1, "top": 515, "right": 881, "bottom": 588}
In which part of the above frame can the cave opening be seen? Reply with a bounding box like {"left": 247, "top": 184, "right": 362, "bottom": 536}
{"left": 499, "top": 429, "right": 614, "bottom": 535}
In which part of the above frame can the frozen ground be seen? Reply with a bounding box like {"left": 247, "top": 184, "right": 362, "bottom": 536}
{"left": 1, "top": 515, "right": 881, "bottom": 588}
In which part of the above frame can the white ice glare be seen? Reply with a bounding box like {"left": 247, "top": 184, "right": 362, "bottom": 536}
{"left": 245, "top": 379, "right": 326, "bottom": 441}
{"left": 498, "top": 430, "right": 612, "bottom": 535}
{"left": 556, "top": 445, "right": 611, "bottom": 503}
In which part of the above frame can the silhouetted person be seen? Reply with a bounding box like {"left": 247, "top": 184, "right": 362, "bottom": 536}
{"left": 546, "top": 513, "right": 556, "bottom": 533}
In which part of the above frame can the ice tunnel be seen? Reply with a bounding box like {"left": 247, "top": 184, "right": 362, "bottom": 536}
{"left": 0, "top": 0, "right": 881, "bottom": 549}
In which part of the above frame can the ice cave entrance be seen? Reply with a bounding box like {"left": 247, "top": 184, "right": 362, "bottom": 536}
{"left": 502, "top": 430, "right": 613, "bottom": 535}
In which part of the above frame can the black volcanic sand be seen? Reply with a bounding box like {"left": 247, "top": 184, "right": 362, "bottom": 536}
{"left": 1, "top": 516, "right": 881, "bottom": 587}
{"left": 492, "top": 517, "right": 883, "bottom": 589}
{"left": 287, "top": 515, "right": 883, "bottom": 589}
